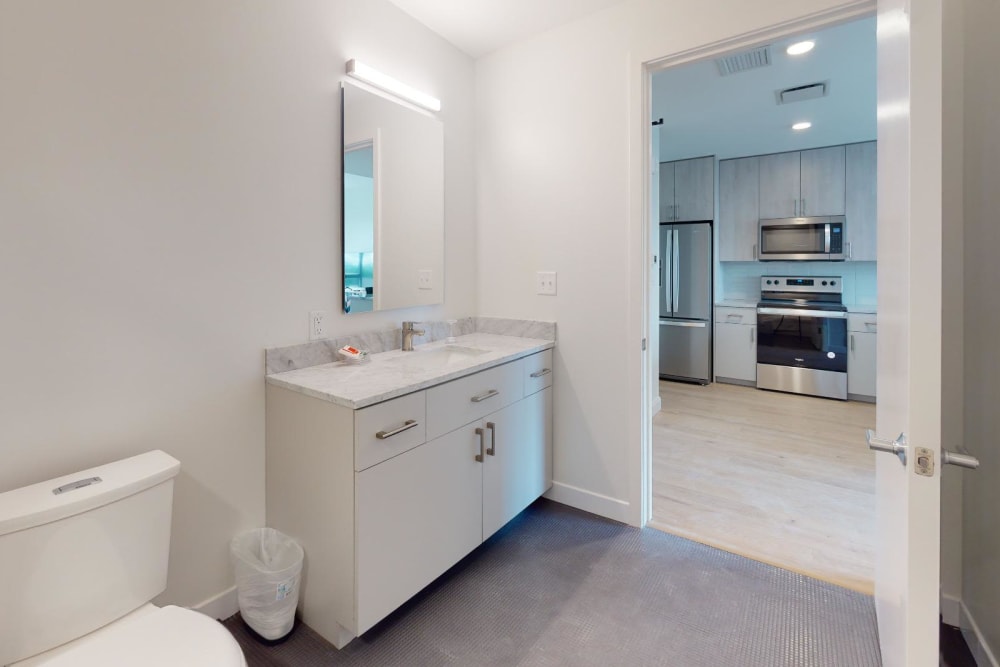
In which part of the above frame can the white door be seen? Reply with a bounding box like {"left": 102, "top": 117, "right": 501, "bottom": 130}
{"left": 872, "top": 0, "right": 945, "bottom": 664}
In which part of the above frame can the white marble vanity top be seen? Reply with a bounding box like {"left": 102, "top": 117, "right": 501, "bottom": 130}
{"left": 266, "top": 333, "right": 554, "bottom": 409}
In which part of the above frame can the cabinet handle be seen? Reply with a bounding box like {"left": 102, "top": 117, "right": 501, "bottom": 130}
{"left": 801, "top": 198, "right": 806, "bottom": 216}
{"left": 750, "top": 327, "right": 755, "bottom": 344}
{"left": 726, "top": 314, "right": 742, "bottom": 323}
{"left": 530, "top": 368, "right": 552, "bottom": 378}
{"left": 753, "top": 243, "right": 757, "bottom": 260}
{"left": 851, "top": 334, "right": 856, "bottom": 352}
{"left": 375, "top": 419, "right": 418, "bottom": 440}
{"left": 475, "top": 427, "right": 485, "bottom": 462}
{"left": 486, "top": 421, "right": 497, "bottom": 456}
{"left": 847, "top": 241, "right": 853, "bottom": 260}
{"left": 471, "top": 389, "right": 499, "bottom": 403}
{"left": 794, "top": 199, "right": 798, "bottom": 216}
{"left": 674, "top": 205, "right": 680, "bottom": 221}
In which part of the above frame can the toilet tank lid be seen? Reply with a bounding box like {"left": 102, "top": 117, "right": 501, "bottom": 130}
{"left": 0, "top": 450, "right": 180, "bottom": 537}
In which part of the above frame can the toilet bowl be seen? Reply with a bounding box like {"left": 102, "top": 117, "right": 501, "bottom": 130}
{"left": 0, "top": 451, "right": 246, "bottom": 666}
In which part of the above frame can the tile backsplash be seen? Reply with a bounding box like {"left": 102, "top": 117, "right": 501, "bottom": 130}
{"left": 718, "top": 261, "right": 877, "bottom": 306}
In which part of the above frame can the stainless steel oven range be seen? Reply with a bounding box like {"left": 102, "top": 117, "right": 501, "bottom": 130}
{"left": 756, "top": 276, "right": 848, "bottom": 400}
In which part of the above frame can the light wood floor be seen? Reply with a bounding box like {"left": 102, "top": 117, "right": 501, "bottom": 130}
{"left": 650, "top": 380, "right": 877, "bottom": 594}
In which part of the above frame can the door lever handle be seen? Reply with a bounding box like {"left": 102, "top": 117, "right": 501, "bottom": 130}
{"left": 866, "top": 429, "right": 907, "bottom": 466}
{"left": 943, "top": 449, "right": 980, "bottom": 470}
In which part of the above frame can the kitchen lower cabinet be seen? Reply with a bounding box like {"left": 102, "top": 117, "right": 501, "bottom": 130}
{"left": 714, "top": 307, "right": 757, "bottom": 384}
{"left": 265, "top": 350, "right": 553, "bottom": 649}
{"left": 847, "top": 314, "right": 877, "bottom": 400}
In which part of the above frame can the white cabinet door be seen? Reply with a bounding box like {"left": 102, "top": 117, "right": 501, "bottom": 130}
{"left": 718, "top": 157, "right": 759, "bottom": 261}
{"left": 846, "top": 141, "right": 877, "bottom": 261}
{"left": 848, "top": 331, "right": 877, "bottom": 398}
{"left": 674, "top": 156, "right": 714, "bottom": 222}
{"left": 800, "top": 145, "right": 846, "bottom": 216}
{"left": 758, "top": 151, "right": 800, "bottom": 219}
{"left": 659, "top": 161, "right": 675, "bottom": 222}
{"left": 714, "top": 322, "right": 756, "bottom": 382}
{"left": 355, "top": 424, "right": 484, "bottom": 634}
{"left": 482, "top": 388, "right": 553, "bottom": 539}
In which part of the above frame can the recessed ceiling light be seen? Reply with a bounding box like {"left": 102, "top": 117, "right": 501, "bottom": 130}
{"left": 792, "top": 121, "right": 813, "bottom": 131}
{"left": 786, "top": 40, "right": 815, "bottom": 56}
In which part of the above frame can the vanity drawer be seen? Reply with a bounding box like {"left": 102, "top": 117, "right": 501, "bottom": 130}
{"left": 426, "top": 360, "right": 523, "bottom": 440}
{"left": 523, "top": 350, "right": 553, "bottom": 396}
{"left": 848, "top": 313, "right": 877, "bottom": 333}
{"left": 355, "top": 391, "right": 427, "bottom": 471}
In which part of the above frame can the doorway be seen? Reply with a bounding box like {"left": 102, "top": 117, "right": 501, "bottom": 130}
{"left": 644, "top": 16, "right": 879, "bottom": 593}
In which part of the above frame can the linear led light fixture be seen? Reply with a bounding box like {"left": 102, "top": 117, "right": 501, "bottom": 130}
{"left": 345, "top": 59, "right": 441, "bottom": 112}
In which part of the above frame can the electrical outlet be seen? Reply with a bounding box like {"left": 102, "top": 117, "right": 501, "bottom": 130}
{"left": 536, "top": 271, "right": 557, "bottom": 296}
{"left": 309, "top": 310, "right": 328, "bottom": 340}
{"left": 417, "top": 269, "right": 433, "bottom": 290}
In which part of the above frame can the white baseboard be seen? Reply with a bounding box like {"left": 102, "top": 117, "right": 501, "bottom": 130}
{"left": 961, "top": 600, "right": 999, "bottom": 667}
{"left": 191, "top": 585, "right": 239, "bottom": 621}
{"left": 544, "top": 481, "right": 631, "bottom": 524}
{"left": 652, "top": 396, "right": 662, "bottom": 414}
{"left": 941, "top": 593, "right": 961, "bottom": 627}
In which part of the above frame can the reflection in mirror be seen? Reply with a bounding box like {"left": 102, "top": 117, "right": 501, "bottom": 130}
{"left": 341, "top": 81, "right": 444, "bottom": 314}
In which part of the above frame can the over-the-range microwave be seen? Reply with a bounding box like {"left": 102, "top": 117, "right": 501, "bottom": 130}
{"left": 758, "top": 215, "right": 846, "bottom": 261}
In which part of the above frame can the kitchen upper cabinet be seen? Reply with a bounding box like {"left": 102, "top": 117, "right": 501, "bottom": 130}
{"left": 758, "top": 151, "right": 801, "bottom": 219}
{"left": 659, "top": 162, "right": 675, "bottom": 223}
{"left": 758, "top": 147, "right": 846, "bottom": 219}
{"left": 718, "top": 157, "right": 759, "bottom": 261}
{"left": 799, "top": 146, "right": 846, "bottom": 216}
{"left": 846, "top": 141, "right": 877, "bottom": 261}
{"left": 660, "top": 156, "right": 713, "bottom": 222}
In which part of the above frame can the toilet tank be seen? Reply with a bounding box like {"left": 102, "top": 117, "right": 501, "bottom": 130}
{"left": 0, "top": 450, "right": 181, "bottom": 666}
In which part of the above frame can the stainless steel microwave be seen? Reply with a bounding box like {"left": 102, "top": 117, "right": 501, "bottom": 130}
{"left": 758, "top": 215, "right": 846, "bottom": 261}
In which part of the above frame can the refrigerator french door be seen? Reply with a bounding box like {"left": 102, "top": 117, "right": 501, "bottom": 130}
{"left": 659, "top": 221, "right": 712, "bottom": 384}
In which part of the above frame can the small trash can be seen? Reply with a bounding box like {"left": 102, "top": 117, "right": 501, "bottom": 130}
{"left": 230, "top": 528, "right": 304, "bottom": 640}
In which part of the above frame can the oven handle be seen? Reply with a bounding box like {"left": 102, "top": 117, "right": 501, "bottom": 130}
{"left": 756, "top": 307, "right": 847, "bottom": 319}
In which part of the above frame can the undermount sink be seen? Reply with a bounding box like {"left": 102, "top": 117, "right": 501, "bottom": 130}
{"left": 390, "top": 344, "right": 490, "bottom": 371}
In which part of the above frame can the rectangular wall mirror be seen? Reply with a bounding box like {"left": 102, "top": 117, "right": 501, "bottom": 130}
{"left": 341, "top": 81, "right": 444, "bottom": 314}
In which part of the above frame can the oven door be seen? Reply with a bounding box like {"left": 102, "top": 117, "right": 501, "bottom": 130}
{"left": 756, "top": 307, "right": 848, "bottom": 372}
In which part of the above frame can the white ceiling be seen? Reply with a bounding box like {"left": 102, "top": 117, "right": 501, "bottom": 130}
{"left": 652, "top": 17, "right": 876, "bottom": 162}
{"left": 385, "top": 0, "right": 622, "bottom": 58}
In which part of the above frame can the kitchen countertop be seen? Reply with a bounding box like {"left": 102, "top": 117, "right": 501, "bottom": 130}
{"left": 266, "top": 333, "right": 554, "bottom": 409}
{"left": 714, "top": 300, "right": 877, "bottom": 314}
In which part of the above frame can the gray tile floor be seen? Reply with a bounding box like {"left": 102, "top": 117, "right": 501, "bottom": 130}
{"left": 224, "top": 499, "right": 880, "bottom": 666}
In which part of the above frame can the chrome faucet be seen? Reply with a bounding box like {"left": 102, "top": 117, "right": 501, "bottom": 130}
{"left": 401, "top": 321, "right": 425, "bottom": 351}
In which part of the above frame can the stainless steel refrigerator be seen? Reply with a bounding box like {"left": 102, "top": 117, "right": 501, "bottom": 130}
{"left": 659, "top": 221, "right": 713, "bottom": 384}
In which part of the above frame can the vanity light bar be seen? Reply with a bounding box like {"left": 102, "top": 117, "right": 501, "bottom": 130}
{"left": 345, "top": 59, "right": 441, "bottom": 112}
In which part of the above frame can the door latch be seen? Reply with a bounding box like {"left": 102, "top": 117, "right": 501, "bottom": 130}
{"left": 914, "top": 447, "right": 934, "bottom": 477}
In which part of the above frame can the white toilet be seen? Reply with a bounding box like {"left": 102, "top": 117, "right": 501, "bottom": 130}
{"left": 0, "top": 450, "right": 247, "bottom": 666}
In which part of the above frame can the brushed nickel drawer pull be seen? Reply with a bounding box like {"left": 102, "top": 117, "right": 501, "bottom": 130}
{"left": 471, "top": 389, "right": 499, "bottom": 403}
{"left": 486, "top": 422, "right": 497, "bottom": 456}
{"left": 375, "top": 419, "right": 418, "bottom": 440}
{"left": 529, "top": 368, "right": 552, "bottom": 378}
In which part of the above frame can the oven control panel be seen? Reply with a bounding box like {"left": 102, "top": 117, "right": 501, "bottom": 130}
{"left": 761, "top": 276, "right": 843, "bottom": 295}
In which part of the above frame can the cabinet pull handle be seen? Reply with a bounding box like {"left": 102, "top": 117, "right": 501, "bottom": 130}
{"left": 471, "top": 389, "right": 499, "bottom": 403}
{"left": 750, "top": 327, "right": 755, "bottom": 344}
{"left": 375, "top": 419, "right": 418, "bottom": 440}
{"left": 530, "top": 368, "right": 552, "bottom": 378}
{"left": 801, "top": 198, "right": 806, "bottom": 216}
{"left": 851, "top": 334, "right": 856, "bottom": 352}
{"left": 752, "top": 243, "right": 757, "bottom": 260}
{"left": 794, "top": 199, "right": 798, "bottom": 217}
{"left": 847, "top": 241, "right": 853, "bottom": 260}
{"left": 726, "top": 314, "right": 741, "bottom": 323}
{"left": 674, "top": 205, "right": 680, "bottom": 221}
{"left": 475, "top": 427, "right": 485, "bottom": 462}
{"left": 486, "top": 421, "right": 497, "bottom": 456}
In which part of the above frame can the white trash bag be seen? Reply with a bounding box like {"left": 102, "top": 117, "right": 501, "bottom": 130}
{"left": 230, "top": 528, "right": 304, "bottom": 640}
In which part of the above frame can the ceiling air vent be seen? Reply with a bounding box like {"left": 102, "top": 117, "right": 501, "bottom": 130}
{"left": 715, "top": 45, "right": 772, "bottom": 76}
{"left": 777, "top": 82, "right": 829, "bottom": 105}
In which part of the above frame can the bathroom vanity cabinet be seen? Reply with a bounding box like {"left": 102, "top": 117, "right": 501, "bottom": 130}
{"left": 265, "top": 347, "right": 553, "bottom": 648}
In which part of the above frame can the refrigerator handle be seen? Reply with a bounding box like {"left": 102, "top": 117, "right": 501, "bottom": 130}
{"left": 672, "top": 228, "right": 680, "bottom": 316}
{"left": 664, "top": 228, "right": 672, "bottom": 314}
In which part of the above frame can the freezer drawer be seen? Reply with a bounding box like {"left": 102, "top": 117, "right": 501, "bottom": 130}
{"left": 659, "top": 319, "right": 711, "bottom": 384}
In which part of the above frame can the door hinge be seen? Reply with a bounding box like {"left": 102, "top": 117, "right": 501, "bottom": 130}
{"left": 641, "top": 338, "right": 647, "bottom": 351}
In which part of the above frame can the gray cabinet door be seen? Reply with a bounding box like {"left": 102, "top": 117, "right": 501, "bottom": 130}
{"left": 659, "top": 162, "right": 675, "bottom": 222}
{"left": 718, "top": 156, "right": 759, "bottom": 261}
{"left": 846, "top": 141, "right": 877, "bottom": 261}
{"left": 800, "top": 145, "right": 846, "bottom": 216}
{"left": 674, "top": 156, "right": 714, "bottom": 221}
{"left": 759, "top": 151, "right": 800, "bottom": 219}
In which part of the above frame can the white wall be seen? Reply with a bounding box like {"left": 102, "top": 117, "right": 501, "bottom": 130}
{"left": 0, "top": 0, "right": 475, "bottom": 608}
{"left": 475, "top": 0, "right": 870, "bottom": 520}
{"left": 961, "top": 0, "right": 1000, "bottom": 659}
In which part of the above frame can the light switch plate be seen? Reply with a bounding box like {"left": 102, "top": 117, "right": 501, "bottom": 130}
{"left": 309, "top": 310, "right": 328, "bottom": 340}
{"left": 536, "top": 271, "right": 557, "bottom": 296}
{"left": 418, "top": 269, "right": 433, "bottom": 290}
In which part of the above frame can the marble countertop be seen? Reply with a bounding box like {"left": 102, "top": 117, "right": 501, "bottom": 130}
{"left": 715, "top": 300, "right": 877, "bottom": 314}
{"left": 266, "top": 333, "right": 554, "bottom": 409}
